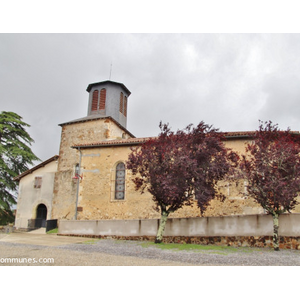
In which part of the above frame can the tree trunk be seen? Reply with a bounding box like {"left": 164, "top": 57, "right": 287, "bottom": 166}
{"left": 272, "top": 212, "right": 280, "bottom": 251}
{"left": 155, "top": 210, "right": 169, "bottom": 244}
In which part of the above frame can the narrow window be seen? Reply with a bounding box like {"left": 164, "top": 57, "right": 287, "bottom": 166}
{"left": 99, "top": 88, "right": 106, "bottom": 110}
{"left": 92, "top": 90, "right": 99, "bottom": 111}
{"left": 34, "top": 176, "right": 42, "bottom": 188}
{"left": 115, "top": 162, "right": 125, "bottom": 200}
{"left": 124, "top": 96, "right": 127, "bottom": 117}
{"left": 119, "top": 92, "right": 124, "bottom": 114}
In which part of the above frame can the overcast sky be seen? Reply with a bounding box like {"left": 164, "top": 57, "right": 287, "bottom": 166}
{"left": 1, "top": 33, "right": 300, "bottom": 163}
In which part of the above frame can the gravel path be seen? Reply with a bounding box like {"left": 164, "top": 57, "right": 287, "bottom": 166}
{"left": 1, "top": 237, "right": 300, "bottom": 266}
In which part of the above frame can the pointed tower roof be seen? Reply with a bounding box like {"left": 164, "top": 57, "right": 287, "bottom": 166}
{"left": 86, "top": 80, "right": 131, "bottom": 95}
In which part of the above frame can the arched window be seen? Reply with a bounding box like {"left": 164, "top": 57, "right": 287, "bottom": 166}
{"left": 119, "top": 92, "right": 124, "bottom": 114}
{"left": 99, "top": 88, "right": 106, "bottom": 110}
{"left": 92, "top": 90, "right": 99, "bottom": 111}
{"left": 115, "top": 162, "right": 125, "bottom": 200}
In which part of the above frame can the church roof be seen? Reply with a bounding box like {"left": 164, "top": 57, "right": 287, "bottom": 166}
{"left": 13, "top": 155, "right": 59, "bottom": 181}
{"left": 86, "top": 80, "right": 131, "bottom": 95}
{"left": 71, "top": 131, "right": 256, "bottom": 149}
{"left": 223, "top": 130, "right": 300, "bottom": 139}
{"left": 72, "top": 137, "right": 151, "bottom": 149}
{"left": 71, "top": 130, "right": 300, "bottom": 149}
{"left": 58, "top": 115, "right": 135, "bottom": 138}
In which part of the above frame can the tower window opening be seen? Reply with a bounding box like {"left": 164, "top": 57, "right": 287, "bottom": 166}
{"left": 119, "top": 92, "right": 124, "bottom": 114}
{"left": 124, "top": 96, "right": 127, "bottom": 117}
{"left": 99, "top": 88, "right": 106, "bottom": 110}
{"left": 92, "top": 90, "right": 99, "bottom": 111}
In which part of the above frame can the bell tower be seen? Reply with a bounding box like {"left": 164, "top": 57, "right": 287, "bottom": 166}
{"left": 86, "top": 80, "right": 131, "bottom": 128}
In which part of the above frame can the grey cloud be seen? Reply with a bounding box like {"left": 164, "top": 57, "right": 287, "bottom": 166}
{"left": 1, "top": 33, "right": 300, "bottom": 163}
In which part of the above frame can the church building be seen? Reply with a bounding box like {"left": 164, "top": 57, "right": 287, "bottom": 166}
{"left": 14, "top": 80, "right": 298, "bottom": 231}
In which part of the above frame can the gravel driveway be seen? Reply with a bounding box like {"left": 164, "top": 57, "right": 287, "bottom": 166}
{"left": 1, "top": 235, "right": 300, "bottom": 266}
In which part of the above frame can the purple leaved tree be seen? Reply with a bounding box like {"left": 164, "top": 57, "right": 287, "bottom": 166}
{"left": 240, "top": 121, "right": 300, "bottom": 251}
{"left": 127, "top": 121, "right": 238, "bottom": 243}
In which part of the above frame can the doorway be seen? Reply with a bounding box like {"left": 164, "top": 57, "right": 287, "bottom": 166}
{"left": 36, "top": 204, "right": 47, "bottom": 228}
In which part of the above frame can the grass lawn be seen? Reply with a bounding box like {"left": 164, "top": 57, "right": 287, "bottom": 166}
{"left": 46, "top": 228, "right": 58, "bottom": 234}
{"left": 138, "top": 241, "right": 268, "bottom": 255}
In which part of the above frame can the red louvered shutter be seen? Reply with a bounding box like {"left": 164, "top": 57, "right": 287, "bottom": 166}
{"left": 119, "top": 92, "right": 124, "bottom": 114}
{"left": 92, "top": 90, "right": 99, "bottom": 111}
{"left": 99, "top": 88, "right": 106, "bottom": 110}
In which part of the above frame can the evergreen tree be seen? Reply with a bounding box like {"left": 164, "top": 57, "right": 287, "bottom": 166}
{"left": 0, "top": 111, "right": 40, "bottom": 224}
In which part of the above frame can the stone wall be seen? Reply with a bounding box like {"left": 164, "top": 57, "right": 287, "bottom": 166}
{"left": 69, "top": 139, "right": 266, "bottom": 221}
{"left": 52, "top": 121, "right": 300, "bottom": 221}
{"left": 51, "top": 118, "right": 132, "bottom": 220}
{"left": 58, "top": 214, "right": 300, "bottom": 249}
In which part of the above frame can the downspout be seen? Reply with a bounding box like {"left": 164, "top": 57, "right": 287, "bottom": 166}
{"left": 74, "top": 147, "right": 82, "bottom": 220}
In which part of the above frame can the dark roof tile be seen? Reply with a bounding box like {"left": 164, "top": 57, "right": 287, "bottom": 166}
{"left": 13, "top": 155, "right": 59, "bottom": 181}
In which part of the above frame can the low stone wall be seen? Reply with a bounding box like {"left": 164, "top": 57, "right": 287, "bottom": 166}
{"left": 58, "top": 214, "right": 300, "bottom": 249}
{"left": 58, "top": 234, "right": 300, "bottom": 250}
{"left": 0, "top": 225, "right": 14, "bottom": 234}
